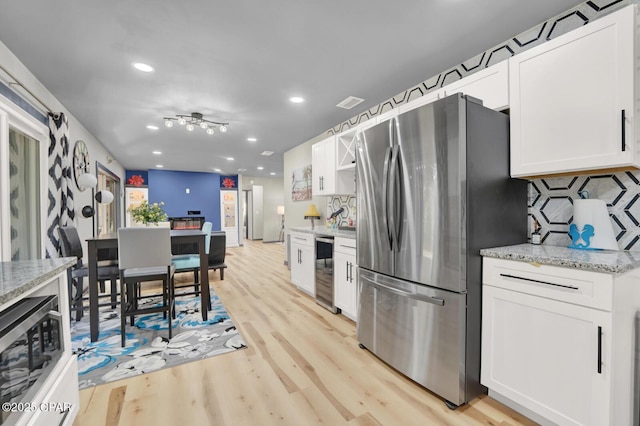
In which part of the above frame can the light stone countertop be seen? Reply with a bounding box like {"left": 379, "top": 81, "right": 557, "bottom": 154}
{"left": 289, "top": 226, "right": 356, "bottom": 239}
{"left": 480, "top": 243, "right": 640, "bottom": 274}
{"left": 0, "top": 257, "right": 76, "bottom": 306}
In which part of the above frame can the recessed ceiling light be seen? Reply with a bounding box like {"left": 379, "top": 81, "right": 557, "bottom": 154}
{"left": 270, "top": 172, "right": 276, "bottom": 176}
{"left": 152, "top": 151, "right": 162, "bottom": 155}
{"left": 156, "top": 164, "right": 164, "bottom": 168}
{"left": 213, "top": 168, "right": 221, "bottom": 172}
{"left": 146, "top": 125, "right": 159, "bottom": 130}
{"left": 226, "top": 157, "right": 234, "bottom": 161}
{"left": 133, "top": 62, "right": 154, "bottom": 73}
{"left": 261, "top": 151, "right": 274, "bottom": 156}
{"left": 289, "top": 96, "right": 304, "bottom": 103}
{"left": 247, "top": 137, "right": 257, "bottom": 142}
{"left": 238, "top": 168, "right": 247, "bottom": 172}
{"left": 257, "top": 166, "right": 264, "bottom": 170}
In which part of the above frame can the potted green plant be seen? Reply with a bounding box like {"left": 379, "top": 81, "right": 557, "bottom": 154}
{"left": 128, "top": 200, "right": 168, "bottom": 226}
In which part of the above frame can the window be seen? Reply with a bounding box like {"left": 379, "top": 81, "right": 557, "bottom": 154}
{"left": 0, "top": 96, "right": 48, "bottom": 261}
{"left": 8, "top": 127, "right": 40, "bottom": 259}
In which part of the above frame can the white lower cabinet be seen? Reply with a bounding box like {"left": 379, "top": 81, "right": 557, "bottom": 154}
{"left": 481, "top": 257, "right": 640, "bottom": 426}
{"left": 290, "top": 231, "right": 315, "bottom": 296}
{"left": 333, "top": 237, "right": 357, "bottom": 321}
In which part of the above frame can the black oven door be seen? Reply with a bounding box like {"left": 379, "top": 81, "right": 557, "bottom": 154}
{"left": 0, "top": 295, "right": 63, "bottom": 425}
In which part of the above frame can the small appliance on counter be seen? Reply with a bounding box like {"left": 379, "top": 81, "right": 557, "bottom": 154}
{"left": 569, "top": 192, "right": 618, "bottom": 250}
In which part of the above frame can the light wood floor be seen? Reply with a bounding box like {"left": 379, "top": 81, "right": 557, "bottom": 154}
{"left": 73, "top": 240, "right": 537, "bottom": 426}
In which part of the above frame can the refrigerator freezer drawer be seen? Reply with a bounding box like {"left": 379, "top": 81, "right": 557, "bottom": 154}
{"left": 357, "top": 268, "right": 467, "bottom": 405}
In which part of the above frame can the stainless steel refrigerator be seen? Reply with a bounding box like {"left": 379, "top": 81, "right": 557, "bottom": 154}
{"left": 356, "top": 93, "right": 527, "bottom": 408}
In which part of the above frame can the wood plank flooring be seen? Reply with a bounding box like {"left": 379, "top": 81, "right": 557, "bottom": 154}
{"left": 73, "top": 240, "right": 537, "bottom": 426}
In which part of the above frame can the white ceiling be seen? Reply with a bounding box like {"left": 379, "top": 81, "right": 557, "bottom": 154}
{"left": 0, "top": 0, "right": 584, "bottom": 177}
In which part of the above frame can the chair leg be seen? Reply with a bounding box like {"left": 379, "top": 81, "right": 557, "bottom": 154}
{"left": 110, "top": 275, "right": 118, "bottom": 309}
{"left": 128, "top": 282, "right": 137, "bottom": 326}
{"left": 99, "top": 280, "right": 105, "bottom": 293}
{"left": 167, "top": 277, "right": 173, "bottom": 339}
{"left": 121, "top": 281, "right": 127, "bottom": 347}
{"left": 162, "top": 278, "right": 168, "bottom": 320}
{"left": 220, "top": 268, "right": 224, "bottom": 280}
{"left": 75, "top": 276, "right": 84, "bottom": 321}
{"left": 193, "top": 269, "right": 200, "bottom": 295}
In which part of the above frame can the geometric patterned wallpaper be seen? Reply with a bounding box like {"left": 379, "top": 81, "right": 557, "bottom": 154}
{"left": 324, "top": 0, "right": 640, "bottom": 250}
{"left": 529, "top": 172, "right": 640, "bottom": 251}
{"left": 328, "top": 0, "right": 632, "bottom": 136}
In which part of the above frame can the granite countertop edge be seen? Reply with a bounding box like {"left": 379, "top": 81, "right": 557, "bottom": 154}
{"left": 0, "top": 257, "right": 77, "bottom": 306}
{"left": 480, "top": 243, "right": 640, "bottom": 274}
{"left": 289, "top": 226, "right": 356, "bottom": 239}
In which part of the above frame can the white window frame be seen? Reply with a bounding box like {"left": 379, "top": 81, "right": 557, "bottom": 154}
{"left": 0, "top": 95, "right": 49, "bottom": 261}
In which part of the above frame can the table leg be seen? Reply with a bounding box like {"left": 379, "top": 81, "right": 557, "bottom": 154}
{"left": 88, "top": 240, "right": 99, "bottom": 342}
{"left": 199, "top": 236, "right": 210, "bottom": 320}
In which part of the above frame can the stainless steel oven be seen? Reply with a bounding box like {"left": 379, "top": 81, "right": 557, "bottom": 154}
{"left": 315, "top": 237, "right": 337, "bottom": 313}
{"left": 0, "top": 295, "right": 64, "bottom": 425}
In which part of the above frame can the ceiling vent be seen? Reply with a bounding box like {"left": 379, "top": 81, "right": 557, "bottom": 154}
{"left": 261, "top": 151, "right": 274, "bottom": 156}
{"left": 336, "top": 96, "right": 365, "bottom": 110}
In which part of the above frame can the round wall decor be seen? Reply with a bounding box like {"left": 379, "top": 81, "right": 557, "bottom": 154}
{"left": 73, "top": 140, "right": 90, "bottom": 190}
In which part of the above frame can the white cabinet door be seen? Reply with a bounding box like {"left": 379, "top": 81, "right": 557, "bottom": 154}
{"left": 312, "top": 137, "right": 327, "bottom": 195}
{"left": 509, "top": 5, "right": 637, "bottom": 177}
{"left": 290, "top": 232, "right": 315, "bottom": 296}
{"left": 312, "top": 136, "right": 336, "bottom": 195}
{"left": 334, "top": 250, "right": 357, "bottom": 321}
{"left": 296, "top": 244, "right": 315, "bottom": 296}
{"left": 482, "top": 285, "right": 611, "bottom": 426}
{"left": 443, "top": 60, "right": 509, "bottom": 110}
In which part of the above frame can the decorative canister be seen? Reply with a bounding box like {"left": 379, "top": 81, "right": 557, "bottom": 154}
{"left": 569, "top": 198, "right": 618, "bottom": 250}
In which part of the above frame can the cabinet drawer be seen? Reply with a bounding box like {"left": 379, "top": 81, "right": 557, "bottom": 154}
{"left": 334, "top": 237, "right": 356, "bottom": 255}
{"left": 27, "top": 356, "right": 79, "bottom": 426}
{"left": 290, "top": 231, "right": 314, "bottom": 247}
{"left": 483, "top": 257, "right": 613, "bottom": 311}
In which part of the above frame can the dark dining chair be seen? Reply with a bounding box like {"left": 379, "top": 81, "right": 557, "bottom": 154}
{"left": 58, "top": 226, "right": 120, "bottom": 321}
{"left": 118, "top": 227, "right": 175, "bottom": 346}
{"left": 208, "top": 231, "right": 227, "bottom": 280}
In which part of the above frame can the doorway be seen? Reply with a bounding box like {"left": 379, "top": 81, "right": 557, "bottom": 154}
{"left": 95, "top": 162, "right": 121, "bottom": 236}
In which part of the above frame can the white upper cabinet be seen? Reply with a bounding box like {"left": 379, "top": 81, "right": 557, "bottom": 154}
{"left": 398, "top": 60, "right": 509, "bottom": 115}
{"left": 312, "top": 135, "right": 355, "bottom": 195}
{"left": 441, "top": 60, "right": 509, "bottom": 110}
{"left": 509, "top": 5, "right": 638, "bottom": 178}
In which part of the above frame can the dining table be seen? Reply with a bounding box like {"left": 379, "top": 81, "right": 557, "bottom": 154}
{"left": 86, "top": 229, "right": 210, "bottom": 342}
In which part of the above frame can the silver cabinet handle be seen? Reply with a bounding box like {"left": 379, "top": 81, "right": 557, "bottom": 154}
{"left": 499, "top": 273, "right": 579, "bottom": 290}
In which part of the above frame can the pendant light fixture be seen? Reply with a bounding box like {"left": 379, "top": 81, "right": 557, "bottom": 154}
{"left": 163, "top": 112, "right": 229, "bottom": 135}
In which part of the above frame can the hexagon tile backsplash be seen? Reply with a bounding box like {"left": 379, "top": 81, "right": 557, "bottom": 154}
{"left": 327, "top": 196, "right": 357, "bottom": 227}
{"left": 529, "top": 171, "right": 640, "bottom": 251}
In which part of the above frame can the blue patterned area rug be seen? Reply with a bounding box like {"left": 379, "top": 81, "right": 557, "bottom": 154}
{"left": 70, "top": 288, "right": 247, "bottom": 390}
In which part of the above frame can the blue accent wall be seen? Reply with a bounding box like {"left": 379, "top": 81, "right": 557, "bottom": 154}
{"left": 147, "top": 169, "right": 221, "bottom": 230}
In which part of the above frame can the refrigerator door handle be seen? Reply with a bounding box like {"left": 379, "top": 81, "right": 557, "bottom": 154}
{"left": 382, "top": 145, "right": 393, "bottom": 250}
{"left": 389, "top": 144, "right": 402, "bottom": 251}
{"left": 368, "top": 279, "right": 445, "bottom": 306}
